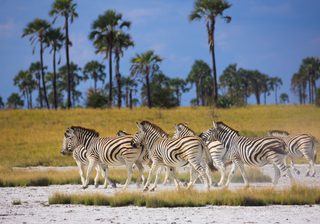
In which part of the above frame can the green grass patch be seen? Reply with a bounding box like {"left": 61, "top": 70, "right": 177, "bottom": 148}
{"left": 49, "top": 185, "right": 320, "bottom": 207}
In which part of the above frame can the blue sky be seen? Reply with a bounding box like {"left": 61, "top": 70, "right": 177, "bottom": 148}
{"left": 0, "top": 0, "right": 320, "bottom": 106}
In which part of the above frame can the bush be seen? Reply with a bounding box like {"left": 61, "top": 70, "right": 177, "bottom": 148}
{"left": 86, "top": 89, "right": 108, "bottom": 108}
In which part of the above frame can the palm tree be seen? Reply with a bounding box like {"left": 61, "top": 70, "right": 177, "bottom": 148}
{"left": 130, "top": 50, "right": 162, "bottom": 108}
{"left": 291, "top": 70, "right": 307, "bottom": 104}
{"left": 0, "top": 96, "right": 4, "bottom": 109}
{"left": 89, "top": 10, "right": 131, "bottom": 108}
{"left": 114, "top": 32, "right": 134, "bottom": 108}
{"left": 190, "top": 0, "right": 231, "bottom": 106}
{"left": 269, "top": 77, "right": 283, "bottom": 104}
{"left": 50, "top": 0, "right": 78, "bottom": 109}
{"left": 22, "top": 18, "right": 51, "bottom": 109}
{"left": 121, "top": 76, "right": 137, "bottom": 109}
{"left": 301, "top": 57, "right": 320, "bottom": 104}
{"left": 45, "top": 27, "right": 64, "bottom": 109}
{"left": 13, "top": 70, "right": 37, "bottom": 109}
{"left": 7, "top": 93, "right": 24, "bottom": 109}
{"left": 169, "top": 78, "right": 189, "bottom": 106}
{"left": 187, "top": 60, "right": 212, "bottom": 106}
{"left": 29, "top": 62, "right": 43, "bottom": 107}
{"left": 83, "top": 60, "right": 106, "bottom": 92}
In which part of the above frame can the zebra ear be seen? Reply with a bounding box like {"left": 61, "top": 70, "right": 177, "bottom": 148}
{"left": 136, "top": 122, "right": 142, "bottom": 130}
{"left": 213, "top": 121, "right": 218, "bottom": 129}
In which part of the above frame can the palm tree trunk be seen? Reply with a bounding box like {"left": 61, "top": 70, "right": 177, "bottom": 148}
{"left": 94, "top": 76, "right": 97, "bottom": 92}
{"left": 65, "top": 16, "right": 72, "bottom": 109}
{"left": 53, "top": 46, "right": 57, "bottom": 109}
{"left": 37, "top": 74, "right": 43, "bottom": 108}
{"left": 146, "top": 67, "right": 152, "bottom": 108}
{"left": 108, "top": 49, "right": 113, "bottom": 108}
{"left": 115, "top": 53, "right": 121, "bottom": 108}
{"left": 275, "top": 86, "right": 278, "bottom": 104}
{"left": 209, "top": 20, "right": 218, "bottom": 106}
{"left": 125, "top": 86, "right": 129, "bottom": 107}
{"left": 40, "top": 39, "right": 49, "bottom": 109}
{"left": 195, "top": 82, "right": 199, "bottom": 106}
{"left": 129, "top": 89, "right": 133, "bottom": 109}
{"left": 29, "top": 89, "right": 33, "bottom": 109}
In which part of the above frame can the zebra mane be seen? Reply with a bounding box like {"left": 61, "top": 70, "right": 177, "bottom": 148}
{"left": 216, "top": 121, "right": 239, "bottom": 135}
{"left": 177, "top": 123, "right": 196, "bottom": 135}
{"left": 140, "top": 120, "right": 169, "bottom": 137}
{"left": 268, "top": 130, "right": 290, "bottom": 137}
{"left": 68, "top": 126, "right": 100, "bottom": 137}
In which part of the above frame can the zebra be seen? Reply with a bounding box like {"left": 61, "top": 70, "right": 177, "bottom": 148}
{"left": 200, "top": 121, "right": 294, "bottom": 187}
{"left": 268, "top": 130, "right": 317, "bottom": 177}
{"left": 174, "top": 123, "right": 229, "bottom": 186}
{"left": 116, "top": 130, "right": 173, "bottom": 186}
{"left": 131, "top": 120, "right": 215, "bottom": 191}
{"left": 61, "top": 129, "right": 108, "bottom": 188}
{"left": 63, "top": 126, "right": 145, "bottom": 190}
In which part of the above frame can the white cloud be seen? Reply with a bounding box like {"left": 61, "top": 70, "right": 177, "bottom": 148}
{"left": 0, "top": 19, "right": 16, "bottom": 38}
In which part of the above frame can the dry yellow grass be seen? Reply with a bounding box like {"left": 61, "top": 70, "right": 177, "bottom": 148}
{"left": 0, "top": 105, "right": 319, "bottom": 168}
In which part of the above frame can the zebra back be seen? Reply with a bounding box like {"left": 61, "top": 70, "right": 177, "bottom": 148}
{"left": 268, "top": 130, "right": 290, "bottom": 138}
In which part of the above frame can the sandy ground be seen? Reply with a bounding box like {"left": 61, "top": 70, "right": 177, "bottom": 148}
{"left": 1, "top": 164, "right": 320, "bottom": 224}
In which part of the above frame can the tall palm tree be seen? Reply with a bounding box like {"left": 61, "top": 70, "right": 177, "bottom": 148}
{"left": 169, "top": 78, "right": 188, "bottom": 106}
{"left": 13, "top": 70, "right": 37, "bottom": 109}
{"left": 29, "top": 62, "right": 43, "bottom": 107}
{"left": 50, "top": 0, "right": 78, "bottom": 109}
{"left": 301, "top": 57, "right": 320, "bottom": 104}
{"left": 114, "top": 32, "right": 134, "bottom": 108}
{"left": 269, "top": 77, "right": 283, "bottom": 104}
{"left": 22, "top": 18, "right": 51, "bottom": 109}
{"left": 130, "top": 50, "right": 162, "bottom": 108}
{"left": 190, "top": 0, "right": 231, "bottom": 106}
{"left": 0, "top": 96, "right": 4, "bottom": 109}
{"left": 45, "top": 27, "right": 64, "bottom": 109}
{"left": 89, "top": 10, "right": 131, "bottom": 108}
{"left": 83, "top": 60, "right": 106, "bottom": 92}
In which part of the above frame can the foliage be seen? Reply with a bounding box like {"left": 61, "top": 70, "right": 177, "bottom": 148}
{"left": 6, "top": 93, "right": 24, "bottom": 109}
{"left": 86, "top": 88, "right": 108, "bottom": 108}
{"left": 187, "top": 60, "right": 213, "bottom": 106}
{"left": 316, "top": 88, "right": 320, "bottom": 107}
{"left": 49, "top": 185, "right": 320, "bottom": 207}
{"left": 279, "top": 93, "right": 289, "bottom": 104}
{"left": 0, "top": 96, "right": 4, "bottom": 109}
{"left": 83, "top": 60, "right": 106, "bottom": 92}
{"left": 141, "top": 73, "right": 179, "bottom": 108}
{"left": 13, "top": 70, "right": 37, "bottom": 109}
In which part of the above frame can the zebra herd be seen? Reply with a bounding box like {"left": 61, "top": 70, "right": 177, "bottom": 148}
{"left": 60, "top": 121, "right": 317, "bottom": 191}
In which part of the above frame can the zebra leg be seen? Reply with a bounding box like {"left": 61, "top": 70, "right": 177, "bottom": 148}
{"left": 162, "top": 167, "right": 170, "bottom": 185}
{"left": 166, "top": 167, "right": 181, "bottom": 190}
{"left": 75, "top": 161, "right": 86, "bottom": 187}
{"left": 100, "top": 165, "right": 116, "bottom": 188}
{"left": 289, "top": 157, "right": 300, "bottom": 175}
{"left": 84, "top": 160, "right": 96, "bottom": 189}
{"left": 134, "top": 161, "right": 145, "bottom": 187}
{"left": 189, "top": 161, "right": 210, "bottom": 191}
{"left": 204, "top": 162, "right": 213, "bottom": 186}
{"left": 225, "top": 162, "right": 237, "bottom": 187}
{"left": 234, "top": 160, "right": 249, "bottom": 187}
{"left": 94, "top": 165, "right": 101, "bottom": 188}
{"left": 214, "top": 160, "right": 226, "bottom": 187}
{"left": 122, "top": 163, "right": 134, "bottom": 190}
{"left": 143, "top": 162, "right": 159, "bottom": 192}
{"left": 187, "top": 166, "right": 199, "bottom": 189}
{"left": 307, "top": 159, "right": 316, "bottom": 177}
{"left": 272, "top": 164, "right": 281, "bottom": 186}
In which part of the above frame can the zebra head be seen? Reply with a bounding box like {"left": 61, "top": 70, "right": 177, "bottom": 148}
{"left": 61, "top": 127, "right": 78, "bottom": 155}
{"left": 116, "top": 130, "right": 131, "bottom": 137}
{"left": 173, "top": 123, "right": 195, "bottom": 138}
{"left": 199, "top": 128, "right": 215, "bottom": 142}
{"left": 131, "top": 122, "right": 145, "bottom": 148}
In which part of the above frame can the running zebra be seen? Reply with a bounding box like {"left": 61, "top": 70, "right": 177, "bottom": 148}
{"left": 268, "top": 130, "right": 317, "bottom": 177}
{"left": 200, "top": 122, "right": 294, "bottom": 187}
{"left": 63, "top": 126, "right": 145, "bottom": 190}
{"left": 117, "top": 130, "right": 174, "bottom": 186}
{"left": 131, "top": 121, "right": 215, "bottom": 191}
{"left": 61, "top": 129, "right": 108, "bottom": 188}
{"left": 174, "top": 123, "right": 228, "bottom": 186}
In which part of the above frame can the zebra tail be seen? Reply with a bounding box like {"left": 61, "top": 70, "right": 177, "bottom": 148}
{"left": 201, "top": 141, "right": 217, "bottom": 172}
{"left": 312, "top": 137, "right": 317, "bottom": 163}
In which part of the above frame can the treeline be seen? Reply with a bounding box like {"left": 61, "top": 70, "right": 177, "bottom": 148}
{"left": 1, "top": 0, "right": 320, "bottom": 109}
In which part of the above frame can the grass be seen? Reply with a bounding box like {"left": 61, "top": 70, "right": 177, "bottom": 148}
{"left": 0, "top": 165, "right": 271, "bottom": 187}
{"left": 48, "top": 185, "right": 320, "bottom": 207}
{"left": 0, "top": 105, "right": 319, "bottom": 168}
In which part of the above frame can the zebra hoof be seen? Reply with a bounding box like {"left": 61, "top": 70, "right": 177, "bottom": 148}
{"left": 306, "top": 172, "right": 310, "bottom": 177}
{"left": 295, "top": 170, "right": 300, "bottom": 175}
{"left": 143, "top": 187, "right": 149, "bottom": 192}
{"left": 182, "top": 182, "right": 188, "bottom": 187}
{"left": 312, "top": 173, "right": 316, "bottom": 177}
{"left": 111, "top": 182, "right": 117, "bottom": 188}
{"left": 82, "top": 185, "right": 88, "bottom": 189}
{"left": 94, "top": 183, "right": 99, "bottom": 188}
